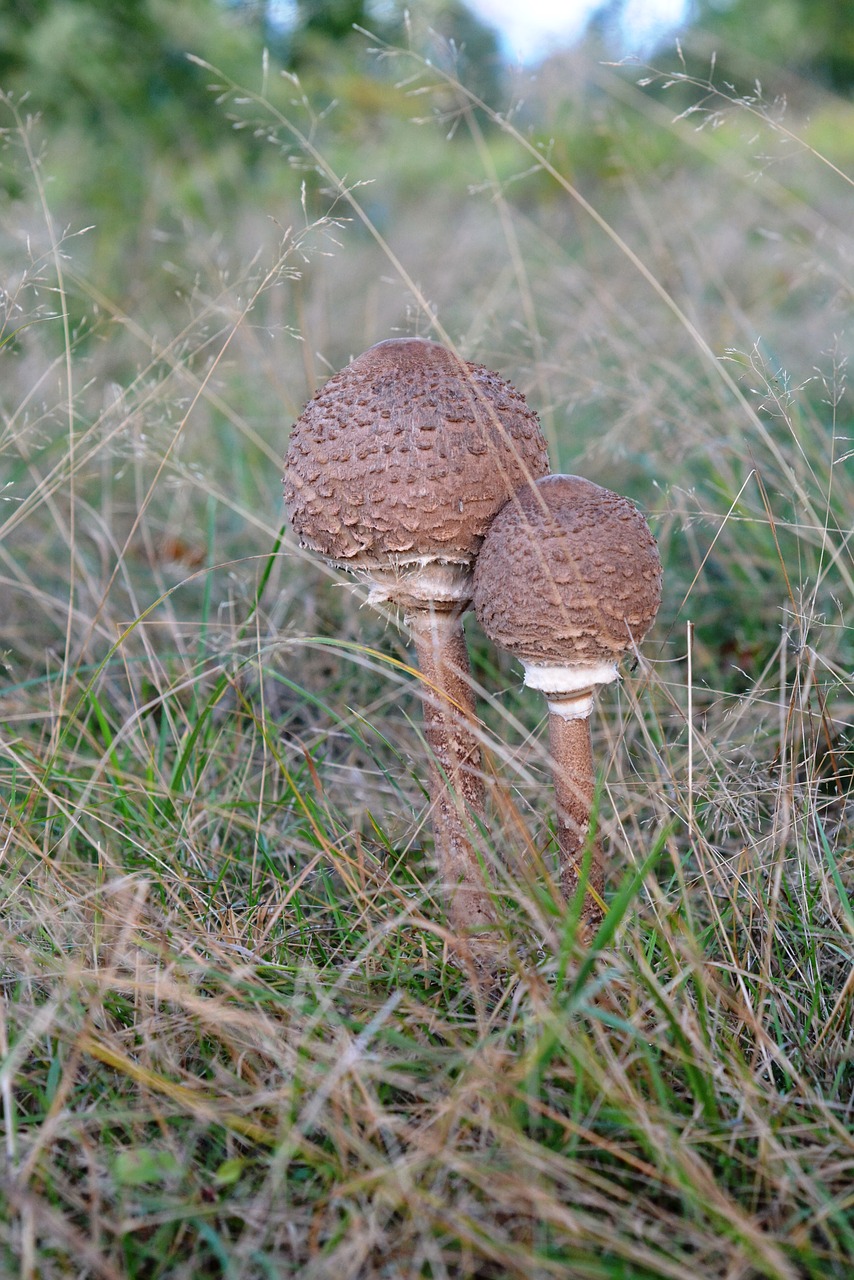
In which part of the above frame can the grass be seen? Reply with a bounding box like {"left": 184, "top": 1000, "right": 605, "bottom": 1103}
{"left": 1, "top": 33, "right": 853, "bottom": 1279}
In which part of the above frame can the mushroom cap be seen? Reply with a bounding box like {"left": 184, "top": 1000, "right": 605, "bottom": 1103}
{"left": 472, "top": 473, "right": 662, "bottom": 672}
{"left": 283, "top": 338, "right": 549, "bottom": 571}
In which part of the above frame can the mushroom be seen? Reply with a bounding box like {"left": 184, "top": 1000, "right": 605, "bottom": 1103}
{"left": 284, "top": 337, "right": 550, "bottom": 943}
{"left": 472, "top": 474, "right": 662, "bottom": 935}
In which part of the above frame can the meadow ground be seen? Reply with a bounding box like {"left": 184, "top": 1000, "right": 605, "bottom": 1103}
{"left": 1, "top": 37, "right": 853, "bottom": 1279}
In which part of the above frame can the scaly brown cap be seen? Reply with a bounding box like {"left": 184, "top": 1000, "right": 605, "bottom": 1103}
{"left": 473, "top": 474, "right": 662, "bottom": 680}
{"left": 284, "top": 338, "right": 549, "bottom": 576}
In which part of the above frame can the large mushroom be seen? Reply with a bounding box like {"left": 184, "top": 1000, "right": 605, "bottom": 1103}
{"left": 472, "top": 474, "right": 661, "bottom": 935}
{"left": 284, "top": 337, "right": 549, "bottom": 943}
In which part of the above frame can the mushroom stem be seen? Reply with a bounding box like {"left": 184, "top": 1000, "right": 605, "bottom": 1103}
{"left": 546, "top": 690, "right": 605, "bottom": 934}
{"left": 405, "top": 603, "right": 496, "bottom": 937}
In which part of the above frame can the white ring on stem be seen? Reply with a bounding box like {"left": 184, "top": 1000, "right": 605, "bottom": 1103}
{"left": 520, "top": 660, "right": 618, "bottom": 695}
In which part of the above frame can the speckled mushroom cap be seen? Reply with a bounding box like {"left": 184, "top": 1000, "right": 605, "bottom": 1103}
{"left": 473, "top": 474, "right": 662, "bottom": 692}
{"left": 284, "top": 338, "right": 549, "bottom": 602}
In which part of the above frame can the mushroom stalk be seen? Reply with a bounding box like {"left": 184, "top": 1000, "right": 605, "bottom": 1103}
{"left": 546, "top": 689, "right": 605, "bottom": 931}
{"left": 406, "top": 603, "right": 495, "bottom": 934}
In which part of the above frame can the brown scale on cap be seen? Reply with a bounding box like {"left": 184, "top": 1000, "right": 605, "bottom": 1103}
{"left": 473, "top": 473, "right": 662, "bottom": 670}
{"left": 284, "top": 337, "right": 549, "bottom": 571}
{"left": 473, "top": 474, "right": 662, "bottom": 942}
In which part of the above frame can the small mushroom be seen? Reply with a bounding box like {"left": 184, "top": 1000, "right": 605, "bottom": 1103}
{"left": 284, "top": 337, "right": 549, "bottom": 942}
{"left": 472, "top": 474, "right": 662, "bottom": 935}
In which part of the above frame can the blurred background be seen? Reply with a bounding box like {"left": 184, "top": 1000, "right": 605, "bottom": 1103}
{"left": 1, "top": 0, "right": 852, "bottom": 678}
{"left": 2, "top": 0, "right": 852, "bottom": 317}
{"left": 1, "top": 0, "right": 852, "bottom": 780}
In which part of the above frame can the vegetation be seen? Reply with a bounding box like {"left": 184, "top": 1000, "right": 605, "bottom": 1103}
{"left": 1, "top": 5, "right": 852, "bottom": 1277}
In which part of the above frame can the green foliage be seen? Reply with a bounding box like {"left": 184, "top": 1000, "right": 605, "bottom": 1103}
{"left": 286, "top": 0, "right": 504, "bottom": 107}
{"left": 597, "top": 0, "right": 854, "bottom": 96}
{"left": 686, "top": 0, "right": 854, "bottom": 93}
{"left": 0, "top": 0, "right": 257, "bottom": 137}
{"left": 295, "top": 0, "right": 370, "bottom": 42}
{"left": 0, "top": 0, "right": 273, "bottom": 298}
